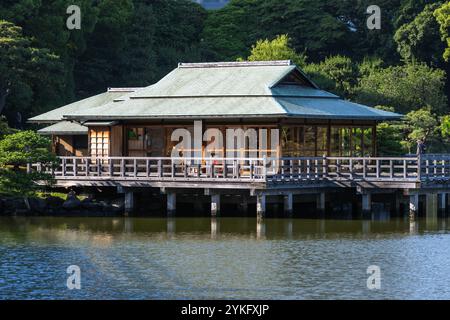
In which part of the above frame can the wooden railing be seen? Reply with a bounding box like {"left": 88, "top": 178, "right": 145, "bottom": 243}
{"left": 28, "top": 155, "right": 450, "bottom": 184}
{"left": 29, "top": 157, "right": 267, "bottom": 182}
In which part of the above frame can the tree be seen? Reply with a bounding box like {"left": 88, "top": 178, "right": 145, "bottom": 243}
{"left": 0, "top": 20, "right": 64, "bottom": 121}
{"left": 0, "top": 0, "right": 99, "bottom": 109}
{"left": 434, "top": 1, "right": 450, "bottom": 62}
{"left": 0, "top": 131, "right": 56, "bottom": 196}
{"left": 244, "top": 35, "right": 306, "bottom": 67}
{"left": 355, "top": 62, "right": 447, "bottom": 114}
{"left": 394, "top": 2, "right": 444, "bottom": 66}
{"left": 303, "top": 55, "right": 359, "bottom": 98}
{"left": 202, "top": 0, "right": 352, "bottom": 62}
{"left": 402, "top": 108, "right": 440, "bottom": 152}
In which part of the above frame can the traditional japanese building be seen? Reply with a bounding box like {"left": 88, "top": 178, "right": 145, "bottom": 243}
{"left": 28, "top": 61, "right": 450, "bottom": 218}
{"left": 29, "top": 60, "right": 400, "bottom": 159}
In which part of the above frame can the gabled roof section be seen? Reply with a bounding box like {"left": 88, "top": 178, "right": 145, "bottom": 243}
{"left": 129, "top": 60, "right": 315, "bottom": 98}
{"left": 28, "top": 88, "right": 142, "bottom": 123}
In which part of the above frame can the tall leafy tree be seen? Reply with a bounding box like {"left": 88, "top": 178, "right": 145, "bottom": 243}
{"left": 243, "top": 34, "right": 306, "bottom": 66}
{"left": 355, "top": 62, "right": 447, "bottom": 114}
{"left": 394, "top": 2, "right": 444, "bottom": 66}
{"left": 434, "top": 1, "right": 450, "bottom": 62}
{"left": 0, "top": 21, "right": 64, "bottom": 121}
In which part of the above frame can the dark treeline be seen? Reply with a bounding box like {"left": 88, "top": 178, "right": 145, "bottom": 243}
{"left": 1, "top": 0, "right": 450, "bottom": 154}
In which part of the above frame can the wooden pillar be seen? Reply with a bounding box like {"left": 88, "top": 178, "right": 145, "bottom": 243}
{"left": 283, "top": 193, "right": 293, "bottom": 216}
{"left": 167, "top": 192, "right": 176, "bottom": 216}
{"left": 124, "top": 191, "right": 135, "bottom": 213}
{"left": 426, "top": 193, "right": 438, "bottom": 218}
{"left": 409, "top": 194, "right": 419, "bottom": 219}
{"left": 256, "top": 194, "right": 266, "bottom": 218}
{"left": 211, "top": 194, "right": 220, "bottom": 217}
{"left": 317, "top": 192, "right": 326, "bottom": 214}
{"left": 362, "top": 193, "right": 371, "bottom": 216}
{"left": 439, "top": 193, "right": 446, "bottom": 215}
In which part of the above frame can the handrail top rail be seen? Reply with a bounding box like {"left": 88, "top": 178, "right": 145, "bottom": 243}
{"left": 57, "top": 156, "right": 266, "bottom": 161}
{"left": 55, "top": 155, "right": 427, "bottom": 161}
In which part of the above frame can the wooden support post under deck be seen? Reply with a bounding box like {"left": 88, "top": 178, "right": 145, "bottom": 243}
{"left": 167, "top": 192, "right": 176, "bottom": 216}
{"left": 362, "top": 193, "right": 371, "bottom": 217}
{"left": 426, "top": 193, "right": 438, "bottom": 218}
{"left": 256, "top": 194, "right": 266, "bottom": 218}
{"left": 409, "top": 194, "right": 419, "bottom": 220}
{"left": 283, "top": 193, "right": 293, "bottom": 217}
{"left": 124, "top": 191, "right": 135, "bottom": 214}
{"left": 211, "top": 194, "right": 220, "bottom": 217}
{"left": 317, "top": 192, "right": 326, "bottom": 214}
{"left": 439, "top": 193, "right": 446, "bottom": 215}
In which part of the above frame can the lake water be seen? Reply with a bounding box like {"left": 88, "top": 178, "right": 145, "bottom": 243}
{"left": 1, "top": 216, "right": 450, "bottom": 300}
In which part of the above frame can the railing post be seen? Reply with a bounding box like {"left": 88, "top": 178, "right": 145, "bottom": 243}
{"left": 403, "top": 159, "right": 407, "bottom": 179}
{"left": 336, "top": 159, "right": 341, "bottom": 177}
{"left": 322, "top": 156, "right": 327, "bottom": 179}
{"left": 27, "top": 163, "right": 31, "bottom": 174}
{"left": 158, "top": 159, "right": 162, "bottom": 178}
{"left": 307, "top": 159, "right": 311, "bottom": 179}
{"left": 389, "top": 160, "right": 394, "bottom": 179}
{"left": 97, "top": 158, "right": 101, "bottom": 176}
{"left": 223, "top": 160, "right": 228, "bottom": 178}
{"left": 86, "top": 158, "right": 90, "bottom": 176}
{"left": 121, "top": 158, "right": 125, "bottom": 177}
{"left": 417, "top": 155, "right": 422, "bottom": 181}
{"left": 376, "top": 159, "right": 380, "bottom": 179}
{"left": 314, "top": 159, "right": 319, "bottom": 180}
{"left": 62, "top": 158, "right": 66, "bottom": 176}
{"left": 73, "top": 158, "right": 78, "bottom": 176}
{"left": 171, "top": 159, "right": 175, "bottom": 178}
{"left": 109, "top": 158, "right": 113, "bottom": 177}
{"left": 349, "top": 158, "right": 353, "bottom": 179}
{"left": 362, "top": 158, "right": 367, "bottom": 179}
{"left": 250, "top": 160, "right": 254, "bottom": 180}
{"left": 263, "top": 156, "right": 267, "bottom": 181}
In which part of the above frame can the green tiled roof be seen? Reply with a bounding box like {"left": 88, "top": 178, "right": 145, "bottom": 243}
{"left": 37, "top": 121, "right": 87, "bottom": 135}
{"left": 30, "top": 61, "right": 402, "bottom": 122}
{"left": 28, "top": 89, "right": 140, "bottom": 123}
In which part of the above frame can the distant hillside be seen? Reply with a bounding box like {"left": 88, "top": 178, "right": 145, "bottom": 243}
{"left": 193, "top": 0, "right": 229, "bottom": 10}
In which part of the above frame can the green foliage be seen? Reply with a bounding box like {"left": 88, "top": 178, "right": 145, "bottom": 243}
{"left": 0, "top": 116, "right": 15, "bottom": 139}
{"left": 376, "top": 122, "right": 405, "bottom": 156}
{"left": 434, "top": 1, "right": 450, "bottom": 61}
{"left": 75, "top": 0, "right": 206, "bottom": 97}
{"left": 355, "top": 62, "right": 447, "bottom": 114}
{"left": 441, "top": 114, "right": 450, "bottom": 136}
{"left": 394, "top": 2, "right": 444, "bottom": 66}
{"left": 0, "top": 20, "right": 64, "bottom": 118}
{"left": 202, "top": 0, "right": 351, "bottom": 61}
{"left": 303, "top": 56, "right": 359, "bottom": 98}
{"left": 0, "top": 168, "right": 54, "bottom": 196}
{"left": 0, "top": 131, "right": 56, "bottom": 166}
{"left": 402, "top": 108, "right": 439, "bottom": 150}
{"left": 243, "top": 35, "right": 306, "bottom": 67}
{"left": 0, "top": 131, "right": 56, "bottom": 196}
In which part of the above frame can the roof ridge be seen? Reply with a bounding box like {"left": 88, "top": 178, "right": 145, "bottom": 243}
{"left": 107, "top": 87, "right": 144, "bottom": 92}
{"left": 178, "top": 60, "right": 292, "bottom": 68}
